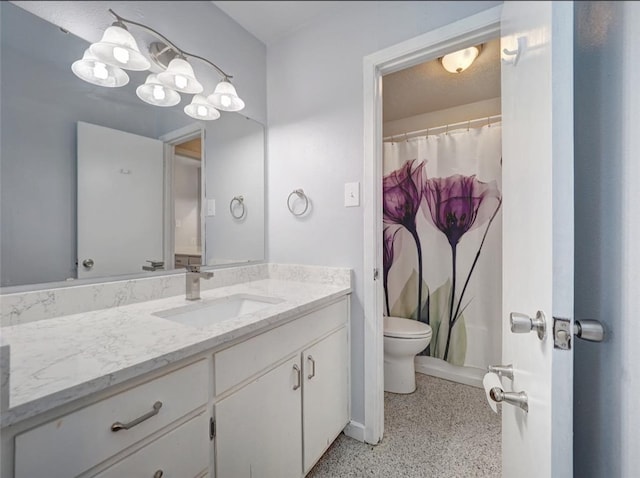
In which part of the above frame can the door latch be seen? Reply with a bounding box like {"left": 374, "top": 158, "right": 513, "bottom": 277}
{"left": 553, "top": 317, "right": 605, "bottom": 350}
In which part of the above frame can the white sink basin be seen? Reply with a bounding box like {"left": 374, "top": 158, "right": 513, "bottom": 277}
{"left": 153, "top": 294, "right": 284, "bottom": 328}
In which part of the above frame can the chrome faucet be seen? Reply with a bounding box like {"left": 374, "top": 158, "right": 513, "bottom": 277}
{"left": 185, "top": 265, "right": 214, "bottom": 300}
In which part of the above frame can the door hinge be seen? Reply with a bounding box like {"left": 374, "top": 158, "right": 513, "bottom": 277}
{"left": 209, "top": 417, "right": 216, "bottom": 440}
{"left": 373, "top": 268, "right": 379, "bottom": 280}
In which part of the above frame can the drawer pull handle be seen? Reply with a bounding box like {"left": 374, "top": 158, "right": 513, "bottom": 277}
{"left": 111, "top": 401, "right": 163, "bottom": 432}
{"left": 153, "top": 471, "right": 164, "bottom": 478}
{"left": 307, "top": 355, "right": 316, "bottom": 380}
{"left": 293, "top": 364, "right": 301, "bottom": 390}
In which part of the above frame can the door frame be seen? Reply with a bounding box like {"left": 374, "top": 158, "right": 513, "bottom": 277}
{"left": 159, "top": 124, "right": 206, "bottom": 270}
{"left": 361, "top": 5, "right": 502, "bottom": 444}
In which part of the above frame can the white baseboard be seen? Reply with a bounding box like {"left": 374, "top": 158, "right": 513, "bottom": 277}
{"left": 343, "top": 420, "right": 366, "bottom": 442}
{"left": 414, "top": 356, "right": 484, "bottom": 389}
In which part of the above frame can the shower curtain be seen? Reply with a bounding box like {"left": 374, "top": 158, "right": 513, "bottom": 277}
{"left": 383, "top": 123, "right": 502, "bottom": 370}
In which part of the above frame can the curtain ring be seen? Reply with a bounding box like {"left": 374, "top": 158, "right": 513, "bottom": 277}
{"left": 287, "top": 189, "right": 309, "bottom": 216}
{"left": 229, "top": 195, "right": 245, "bottom": 219}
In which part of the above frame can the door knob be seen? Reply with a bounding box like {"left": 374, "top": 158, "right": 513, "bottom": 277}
{"left": 489, "top": 387, "right": 528, "bottom": 412}
{"left": 575, "top": 320, "right": 605, "bottom": 342}
{"left": 82, "top": 258, "right": 94, "bottom": 269}
{"left": 510, "top": 311, "right": 546, "bottom": 340}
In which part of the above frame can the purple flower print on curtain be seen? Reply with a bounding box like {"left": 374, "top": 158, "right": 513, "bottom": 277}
{"left": 383, "top": 226, "right": 401, "bottom": 316}
{"left": 383, "top": 159, "right": 427, "bottom": 324}
{"left": 423, "top": 174, "right": 501, "bottom": 361}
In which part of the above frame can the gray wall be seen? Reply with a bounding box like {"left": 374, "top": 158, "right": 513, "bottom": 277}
{"left": 574, "top": 2, "right": 640, "bottom": 476}
{"left": 266, "top": 0, "right": 502, "bottom": 426}
{"left": 205, "top": 114, "right": 265, "bottom": 263}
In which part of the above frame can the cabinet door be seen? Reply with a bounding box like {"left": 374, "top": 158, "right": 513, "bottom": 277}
{"left": 303, "top": 327, "right": 349, "bottom": 474}
{"left": 215, "top": 355, "right": 302, "bottom": 478}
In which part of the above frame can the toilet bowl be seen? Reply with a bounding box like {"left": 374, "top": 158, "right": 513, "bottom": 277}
{"left": 384, "top": 316, "right": 432, "bottom": 394}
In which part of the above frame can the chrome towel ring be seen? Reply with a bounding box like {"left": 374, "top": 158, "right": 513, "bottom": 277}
{"left": 229, "top": 195, "right": 245, "bottom": 219}
{"left": 287, "top": 189, "right": 309, "bottom": 216}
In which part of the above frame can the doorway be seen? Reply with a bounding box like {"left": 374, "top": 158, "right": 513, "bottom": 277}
{"left": 363, "top": 3, "right": 576, "bottom": 477}
{"left": 381, "top": 38, "right": 502, "bottom": 387}
{"left": 172, "top": 136, "right": 203, "bottom": 269}
{"left": 160, "top": 124, "right": 206, "bottom": 271}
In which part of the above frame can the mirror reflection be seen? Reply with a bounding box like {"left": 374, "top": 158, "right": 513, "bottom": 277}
{"left": 0, "top": 3, "right": 265, "bottom": 289}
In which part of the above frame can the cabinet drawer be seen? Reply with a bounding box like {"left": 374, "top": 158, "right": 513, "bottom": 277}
{"left": 215, "top": 298, "right": 348, "bottom": 395}
{"left": 15, "top": 359, "right": 208, "bottom": 478}
{"left": 94, "top": 413, "right": 209, "bottom": 478}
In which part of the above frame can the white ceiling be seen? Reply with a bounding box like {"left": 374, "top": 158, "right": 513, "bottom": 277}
{"left": 212, "top": 1, "right": 352, "bottom": 45}
{"left": 211, "top": 1, "right": 501, "bottom": 122}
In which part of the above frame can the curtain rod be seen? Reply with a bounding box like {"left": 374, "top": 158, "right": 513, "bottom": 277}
{"left": 383, "top": 114, "right": 502, "bottom": 142}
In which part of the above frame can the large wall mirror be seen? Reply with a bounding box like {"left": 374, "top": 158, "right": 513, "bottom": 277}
{"left": 0, "top": 3, "right": 265, "bottom": 290}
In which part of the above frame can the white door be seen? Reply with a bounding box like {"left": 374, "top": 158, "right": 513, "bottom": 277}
{"left": 500, "top": 2, "right": 574, "bottom": 477}
{"left": 77, "top": 122, "right": 164, "bottom": 278}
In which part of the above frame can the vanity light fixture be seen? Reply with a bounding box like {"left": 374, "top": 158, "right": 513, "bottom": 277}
{"left": 136, "top": 74, "right": 181, "bottom": 107}
{"left": 89, "top": 23, "right": 151, "bottom": 71}
{"left": 208, "top": 80, "right": 245, "bottom": 112}
{"left": 72, "top": 9, "right": 245, "bottom": 120}
{"left": 184, "top": 95, "right": 221, "bottom": 121}
{"left": 441, "top": 45, "right": 481, "bottom": 74}
{"left": 72, "top": 49, "right": 130, "bottom": 87}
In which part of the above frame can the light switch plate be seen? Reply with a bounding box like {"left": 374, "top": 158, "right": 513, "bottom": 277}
{"left": 207, "top": 199, "right": 216, "bottom": 216}
{"left": 344, "top": 182, "right": 360, "bottom": 207}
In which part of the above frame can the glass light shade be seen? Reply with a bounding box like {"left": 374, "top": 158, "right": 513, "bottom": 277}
{"left": 90, "top": 25, "right": 151, "bottom": 71}
{"left": 157, "top": 58, "right": 203, "bottom": 94}
{"left": 71, "top": 49, "right": 129, "bottom": 87}
{"left": 136, "top": 74, "right": 181, "bottom": 107}
{"left": 207, "top": 80, "right": 245, "bottom": 112}
{"left": 184, "top": 95, "right": 220, "bottom": 120}
{"left": 441, "top": 46, "right": 480, "bottom": 74}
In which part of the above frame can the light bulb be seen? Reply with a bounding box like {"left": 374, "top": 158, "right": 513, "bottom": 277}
{"left": 174, "top": 75, "right": 188, "bottom": 90}
{"left": 93, "top": 62, "right": 109, "bottom": 80}
{"left": 152, "top": 85, "right": 166, "bottom": 101}
{"left": 112, "top": 46, "right": 130, "bottom": 65}
{"left": 196, "top": 105, "right": 208, "bottom": 117}
{"left": 221, "top": 95, "right": 231, "bottom": 108}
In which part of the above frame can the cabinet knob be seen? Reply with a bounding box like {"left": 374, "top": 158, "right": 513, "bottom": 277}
{"left": 153, "top": 471, "right": 164, "bottom": 478}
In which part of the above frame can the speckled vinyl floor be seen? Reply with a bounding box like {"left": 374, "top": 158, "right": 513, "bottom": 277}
{"left": 307, "top": 373, "right": 501, "bottom": 478}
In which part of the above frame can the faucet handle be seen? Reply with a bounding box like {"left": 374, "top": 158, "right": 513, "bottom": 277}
{"left": 185, "top": 265, "right": 201, "bottom": 273}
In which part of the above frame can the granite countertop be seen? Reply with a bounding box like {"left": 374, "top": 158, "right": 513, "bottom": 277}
{"left": 0, "top": 278, "right": 350, "bottom": 428}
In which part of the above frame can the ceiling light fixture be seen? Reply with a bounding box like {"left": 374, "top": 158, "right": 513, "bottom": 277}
{"left": 441, "top": 45, "right": 482, "bottom": 74}
{"left": 72, "top": 9, "right": 245, "bottom": 120}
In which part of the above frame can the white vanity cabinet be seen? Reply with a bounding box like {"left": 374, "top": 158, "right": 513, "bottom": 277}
{"left": 213, "top": 298, "right": 350, "bottom": 478}
{"left": 4, "top": 294, "right": 350, "bottom": 478}
{"left": 13, "top": 360, "right": 209, "bottom": 478}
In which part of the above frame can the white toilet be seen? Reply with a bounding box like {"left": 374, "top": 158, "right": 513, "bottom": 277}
{"left": 384, "top": 316, "right": 433, "bottom": 394}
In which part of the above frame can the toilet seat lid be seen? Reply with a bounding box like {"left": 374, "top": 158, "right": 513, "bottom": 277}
{"left": 384, "top": 316, "right": 432, "bottom": 339}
